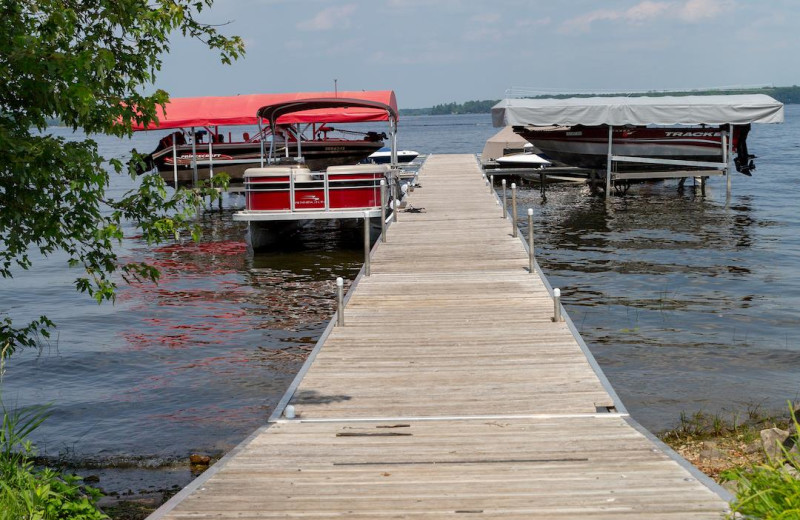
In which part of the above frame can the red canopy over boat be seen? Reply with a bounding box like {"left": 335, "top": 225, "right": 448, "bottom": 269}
{"left": 132, "top": 90, "right": 398, "bottom": 130}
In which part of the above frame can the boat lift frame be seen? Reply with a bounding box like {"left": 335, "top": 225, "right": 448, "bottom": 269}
{"left": 602, "top": 124, "right": 735, "bottom": 198}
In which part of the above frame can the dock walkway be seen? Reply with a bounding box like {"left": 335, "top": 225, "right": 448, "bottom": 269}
{"left": 151, "top": 154, "right": 730, "bottom": 519}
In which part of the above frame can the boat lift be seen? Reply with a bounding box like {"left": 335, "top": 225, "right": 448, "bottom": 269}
{"left": 492, "top": 94, "right": 784, "bottom": 198}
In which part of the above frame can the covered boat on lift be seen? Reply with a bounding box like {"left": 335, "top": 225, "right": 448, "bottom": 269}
{"left": 132, "top": 90, "right": 397, "bottom": 185}
{"left": 233, "top": 96, "right": 403, "bottom": 250}
{"left": 492, "top": 94, "right": 784, "bottom": 195}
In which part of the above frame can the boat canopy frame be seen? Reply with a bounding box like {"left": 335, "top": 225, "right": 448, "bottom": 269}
{"left": 256, "top": 97, "right": 400, "bottom": 168}
{"left": 492, "top": 94, "right": 784, "bottom": 197}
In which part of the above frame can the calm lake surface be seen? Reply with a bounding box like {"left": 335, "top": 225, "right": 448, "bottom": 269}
{"left": 1, "top": 109, "right": 798, "bottom": 491}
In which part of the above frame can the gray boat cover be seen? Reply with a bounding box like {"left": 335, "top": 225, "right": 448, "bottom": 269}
{"left": 492, "top": 94, "right": 784, "bottom": 127}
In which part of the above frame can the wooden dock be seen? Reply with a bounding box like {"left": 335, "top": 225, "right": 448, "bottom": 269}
{"left": 150, "top": 154, "right": 730, "bottom": 519}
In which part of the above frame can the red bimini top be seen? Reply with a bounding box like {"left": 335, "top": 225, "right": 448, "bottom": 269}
{"left": 132, "top": 90, "right": 398, "bottom": 130}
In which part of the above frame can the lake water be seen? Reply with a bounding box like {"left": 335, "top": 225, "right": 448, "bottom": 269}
{"left": 1, "top": 109, "right": 798, "bottom": 494}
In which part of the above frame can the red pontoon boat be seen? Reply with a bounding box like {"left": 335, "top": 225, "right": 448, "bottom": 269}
{"left": 132, "top": 90, "right": 397, "bottom": 185}
{"left": 232, "top": 96, "right": 404, "bottom": 250}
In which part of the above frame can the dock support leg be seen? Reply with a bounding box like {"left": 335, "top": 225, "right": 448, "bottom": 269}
{"left": 336, "top": 277, "right": 345, "bottom": 326}
{"left": 528, "top": 208, "right": 534, "bottom": 273}
{"left": 511, "top": 183, "right": 518, "bottom": 237}
{"left": 363, "top": 212, "right": 371, "bottom": 277}
{"left": 540, "top": 170, "right": 546, "bottom": 200}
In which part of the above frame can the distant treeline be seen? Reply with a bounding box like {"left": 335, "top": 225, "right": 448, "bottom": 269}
{"left": 400, "top": 85, "right": 800, "bottom": 116}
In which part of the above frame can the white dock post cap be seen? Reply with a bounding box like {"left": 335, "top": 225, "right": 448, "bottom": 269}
{"left": 336, "top": 277, "right": 344, "bottom": 287}
{"left": 502, "top": 179, "right": 506, "bottom": 185}
{"left": 554, "top": 288, "right": 561, "bottom": 298}
{"left": 528, "top": 208, "right": 533, "bottom": 216}
{"left": 380, "top": 179, "right": 385, "bottom": 186}
{"left": 284, "top": 405, "right": 296, "bottom": 419}
{"left": 511, "top": 182, "right": 516, "bottom": 189}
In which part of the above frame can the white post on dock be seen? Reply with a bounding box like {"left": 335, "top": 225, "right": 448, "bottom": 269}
{"left": 605, "top": 125, "right": 613, "bottom": 199}
{"left": 172, "top": 139, "right": 178, "bottom": 188}
{"left": 363, "top": 211, "right": 371, "bottom": 277}
{"left": 283, "top": 405, "right": 295, "bottom": 419}
{"left": 336, "top": 277, "right": 345, "bottom": 326}
{"left": 511, "top": 183, "right": 518, "bottom": 238}
{"left": 190, "top": 126, "right": 198, "bottom": 187}
{"left": 552, "top": 288, "right": 563, "bottom": 322}
{"left": 380, "top": 180, "right": 387, "bottom": 242}
{"left": 502, "top": 179, "right": 507, "bottom": 218}
{"left": 490, "top": 174, "right": 494, "bottom": 194}
{"left": 528, "top": 208, "right": 534, "bottom": 273}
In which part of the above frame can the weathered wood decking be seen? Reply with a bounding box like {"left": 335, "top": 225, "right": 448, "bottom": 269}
{"left": 150, "top": 154, "right": 730, "bottom": 519}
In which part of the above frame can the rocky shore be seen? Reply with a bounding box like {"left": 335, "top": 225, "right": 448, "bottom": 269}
{"left": 660, "top": 404, "right": 799, "bottom": 496}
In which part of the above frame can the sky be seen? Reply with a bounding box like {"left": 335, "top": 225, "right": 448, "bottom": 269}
{"left": 158, "top": 0, "right": 800, "bottom": 108}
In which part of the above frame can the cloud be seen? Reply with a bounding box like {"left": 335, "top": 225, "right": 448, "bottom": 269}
{"left": 678, "top": 0, "right": 730, "bottom": 22}
{"left": 471, "top": 13, "right": 501, "bottom": 24}
{"left": 559, "top": 0, "right": 730, "bottom": 33}
{"left": 627, "top": 1, "right": 671, "bottom": 21}
{"left": 560, "top": 9, "right": 623, "bottom": 33}
{"left": 297, "top": 4, "right": 357, "bottom": 31}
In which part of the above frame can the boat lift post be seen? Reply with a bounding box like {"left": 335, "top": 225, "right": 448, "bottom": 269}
{"left": 605, "top": 126, "right": 613, "bottom": 199}
{"left": 207, "top": 129, "right": 214, "bottom": 181}
{"left": 389, "top": 118, "right": 398, "bottom": 167}
{"left": 172, "top": 139, "right": 178, "bottom": 188}
{"left": 726, "top": 123, "right": 734, "bottom": 195}
{"left": 380, "top": 180, "right": 387, "bottom": 242}
{"left": 296, "top": 124, "right": 303, "bottom": 163}
{"left": 260, "top": 119, "right": 267, "bottom": 167}
{"left": 190, "top": 126, "right": 198, "bottom": 187}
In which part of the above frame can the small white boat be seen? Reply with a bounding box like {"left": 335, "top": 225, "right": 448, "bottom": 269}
{"left": 364, "top": 147, "right": 419, "bottom": 164}
{"left": 495, "top": 151, "right": 551, "bottom": 168}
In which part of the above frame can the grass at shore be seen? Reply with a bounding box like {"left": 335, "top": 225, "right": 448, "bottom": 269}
{"left": 659, "top": 406, "right": 789, "bottom": 479}
{"left": 660, "top": 405, "right": 800, "bottom": 519}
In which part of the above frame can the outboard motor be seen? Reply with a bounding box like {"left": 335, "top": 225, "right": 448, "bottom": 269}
{"left": 734, "top": 124, "right": 756, "bottom": 176}
{"left": 133, "top": 131, "right": 185, "bottom": 175}
{"left": 364, "top": 131, "right": 387, "bottom": 142}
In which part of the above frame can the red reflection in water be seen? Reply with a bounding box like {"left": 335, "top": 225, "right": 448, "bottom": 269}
{"left": 153, "top": 241, "right": 247, "bottom": 256}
